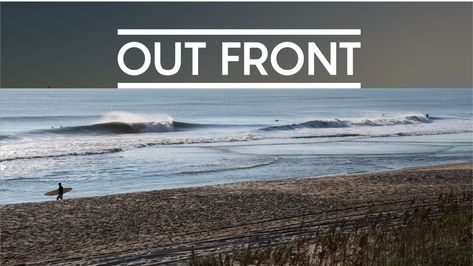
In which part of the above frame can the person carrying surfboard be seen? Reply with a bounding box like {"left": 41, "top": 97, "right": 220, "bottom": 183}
{"left": 44, "top": 185, "right": 72, "bottom": 198}
{"left": 57, "top": 183, "right": 64, "bottom": 200}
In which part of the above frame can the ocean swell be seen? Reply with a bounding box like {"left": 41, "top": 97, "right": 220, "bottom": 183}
{"left": 39, "top": 121, "right": 199, "bottom": 135}
{"left": 28, "top": 112, "right": 224, "bottom": 135}
{"left": 260, "top": 114, "right": 432, "bottom": 132}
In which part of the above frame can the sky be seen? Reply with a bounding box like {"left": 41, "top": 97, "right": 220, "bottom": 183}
{"left": 1, "top": 2, "right": 472, "bottom": 88}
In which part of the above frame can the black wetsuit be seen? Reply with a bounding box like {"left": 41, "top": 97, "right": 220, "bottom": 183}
{"left": 57, "top": 185, "right": 64, "bottom": 200}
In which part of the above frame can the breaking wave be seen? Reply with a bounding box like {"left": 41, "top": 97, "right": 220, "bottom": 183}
{"left": 2, "top": 112, "right": 471, "bottom": 163}
{"left": 27, "top": 112, "right": 245, "bottom": 135}
{"left": 260, "top": 114, "right": 433, "bottom": 132}
{"left": 31, "top": 112, "right": 208, "bottom": 135}
{"left": 39, "top": 120, "right": 201, "bottom": 135}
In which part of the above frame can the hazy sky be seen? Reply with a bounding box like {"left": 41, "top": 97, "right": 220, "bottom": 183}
{"left": 1, "top": 2, "right": 472, "bottom": 88}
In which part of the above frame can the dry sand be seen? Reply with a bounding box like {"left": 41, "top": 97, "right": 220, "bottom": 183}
{"left": 1, "top": 162, "right": 472, "bottom": 265}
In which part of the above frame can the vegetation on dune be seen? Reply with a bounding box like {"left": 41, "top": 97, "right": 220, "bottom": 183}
{"left": 189, "top": 192, "right": 472, "bottom": 266}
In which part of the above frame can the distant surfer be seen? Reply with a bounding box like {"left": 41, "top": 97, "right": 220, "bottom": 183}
{"left": 57, "top": 183, "right": 64, "bottom": 200}
{"left": 425, "top": 114, "right": 429, "bottom": 118}
{"left": 44, "top": 184, "right": 71, "bottom": 199}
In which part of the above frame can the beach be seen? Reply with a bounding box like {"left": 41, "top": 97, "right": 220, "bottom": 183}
{"left": 1, "top": 162, "right": 471, "bottom": 265}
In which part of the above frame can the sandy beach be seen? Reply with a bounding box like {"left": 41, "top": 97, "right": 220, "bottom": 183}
{"left": 1, "top": 162, "right": 472, "bottom": 265}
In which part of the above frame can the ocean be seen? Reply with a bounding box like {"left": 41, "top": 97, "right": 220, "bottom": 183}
{"left": 1, "top": 89, "right": 472, "bottom": 204}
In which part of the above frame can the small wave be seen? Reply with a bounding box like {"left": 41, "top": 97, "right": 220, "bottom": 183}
{"left": 0, "top": 148, "right": 124, "bottom": 162}
{"left": 260, "top": 113, "right": 432, "bottom": 132}
{"left": 291, "top": 133, "right": 363, "bottom": 139}
{"left": 177, "top": 156, "right": 279, "bottom": 175}
{"left": 0, "top": 135, "right": 18, "bottom": 141}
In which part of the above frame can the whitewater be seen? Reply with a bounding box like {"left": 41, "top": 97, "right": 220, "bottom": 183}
{"left": 1, "top": 89, "right": 472, "bottom": 203}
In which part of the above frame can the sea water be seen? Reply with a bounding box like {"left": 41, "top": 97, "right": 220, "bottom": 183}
{"left": 1, "top": 89, "right": 472, "bottom": 204}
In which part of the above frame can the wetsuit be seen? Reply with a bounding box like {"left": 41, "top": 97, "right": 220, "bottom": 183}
{"left": 57, "top": 185, "right": 64, "bottom": 200}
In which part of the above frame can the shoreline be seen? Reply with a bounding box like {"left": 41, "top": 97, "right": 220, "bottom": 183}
{"left": 3, "top": 160, "right": 472, "bottom": 206}
{"left": 1, "top": 162, "right": 472, "bottom": 264}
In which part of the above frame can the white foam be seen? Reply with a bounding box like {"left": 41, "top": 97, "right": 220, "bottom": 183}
{"left": 95, "top": 111, "right": 173, "bottom": 124}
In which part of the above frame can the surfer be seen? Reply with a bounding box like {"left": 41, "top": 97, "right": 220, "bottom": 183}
{"left": 57, "top": 183, "right": 64, "bottom": 200}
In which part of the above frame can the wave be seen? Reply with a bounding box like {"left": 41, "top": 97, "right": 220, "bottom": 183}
{"left": 0, "top": 134, "right": 262, "bottom": 163}
{"left": 177, "top": 156, "right": 279, "bottom": 175}
{"left": 37, "top": 120, "right": 203, "bottom": 135}
{"left": 2, "top": 112, "right": 471, "bottom": 163}
{"left": 0, "top": 148, "right": 124, "bottom": 163}
{"left": 27, "top": 112, "right": 240, "bottom": 135}
{"left": 291, "top": 133, "right": 363, "bottom": 139}
{"left": 290, "top": 130, "right": 472, "bottom": 139}
{"left": 17, "top": 112, "right": 438, "bottom": 136}
{"left": 26, "top": 111, "right": 210, "bottom": 135}
{"left": 259, "top": 114, "right": 433, "bottom": 132}
{"left": 0, "top": 135, "right": 18, "bottom": 141}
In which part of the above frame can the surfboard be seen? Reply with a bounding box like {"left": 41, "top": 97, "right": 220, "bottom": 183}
{"left": 44, "top": 188, "right": 72, "bottom": 196}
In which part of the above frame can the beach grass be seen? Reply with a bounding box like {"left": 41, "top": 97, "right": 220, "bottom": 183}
{"left": 189, "top": 192, "right": 473, "bottom": 266}
{"left": 1, "top": 162, "right": 471, "bottom": 264}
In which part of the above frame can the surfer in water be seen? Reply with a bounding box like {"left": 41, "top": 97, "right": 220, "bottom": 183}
{"left": 57, "top": 183, "right": 64, "bottom": 200}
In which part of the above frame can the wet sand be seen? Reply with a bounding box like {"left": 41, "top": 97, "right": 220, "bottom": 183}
{"left": 1, "top": 162, "right": 472, "bottom": 265}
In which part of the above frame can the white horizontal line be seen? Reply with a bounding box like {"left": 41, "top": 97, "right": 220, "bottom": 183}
{"left": 117, "top": 29, "right": 361, "bottom": 36}
{"left": 117, "top": 83, "right": 361, "bottom": 89}
{"left": 16, "top": 0, "right": 468, "bottom": 2}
